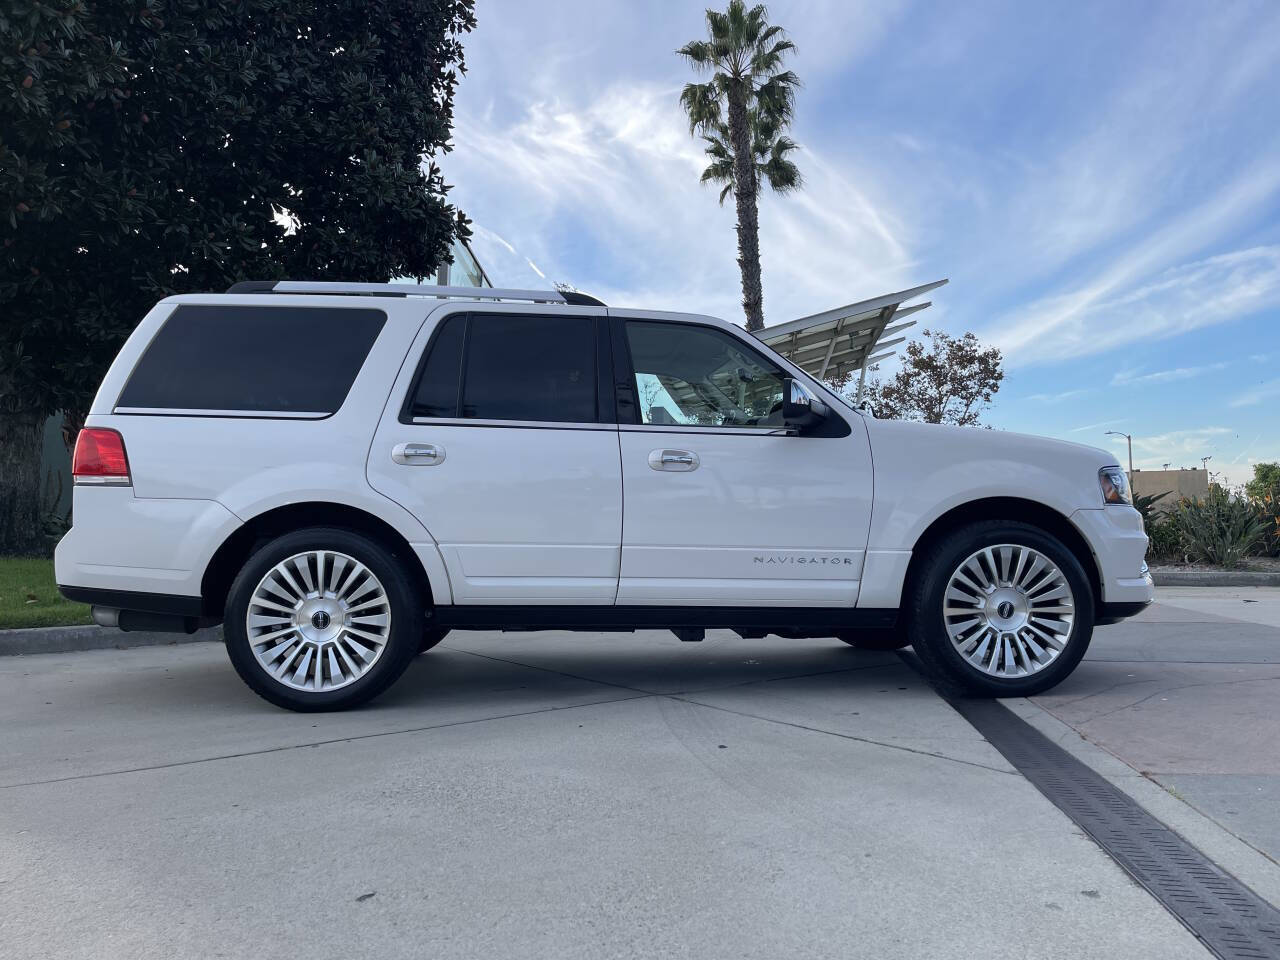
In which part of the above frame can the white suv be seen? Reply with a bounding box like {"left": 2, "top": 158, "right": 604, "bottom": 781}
{"left": 55, "top": 281, "right": 1153, "bottom": 711}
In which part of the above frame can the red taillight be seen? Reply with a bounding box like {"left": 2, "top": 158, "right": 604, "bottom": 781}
{"left": 72, "top": 428, "right": 131, "bottom": 485}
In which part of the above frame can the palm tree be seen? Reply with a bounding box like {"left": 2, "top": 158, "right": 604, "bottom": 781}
{"left": 698, "top": 108, "right": 802, "bottom": 206}
{"left": 679, "top": 1, "right": 800, "bottom": 331}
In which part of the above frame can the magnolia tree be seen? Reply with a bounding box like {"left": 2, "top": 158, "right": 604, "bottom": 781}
{"left": 1, "top": 0, "right": 475, "bottom": 553}
{"left": 831, "top": 329, "right": 1004, "bottom": 426}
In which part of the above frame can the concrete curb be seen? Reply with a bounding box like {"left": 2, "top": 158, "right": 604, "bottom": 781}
{"left": 0, "top": 624, "right": 221, "bottom": 657}
{"left": 1152, "top": 568, "right": 1280, "bottom": 587}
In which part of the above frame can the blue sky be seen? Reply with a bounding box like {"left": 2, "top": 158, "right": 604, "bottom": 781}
{"left": 444, "top": 0, "right": 1280, "bottom": 485}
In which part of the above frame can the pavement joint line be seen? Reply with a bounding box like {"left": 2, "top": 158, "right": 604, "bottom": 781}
{"left": 951, "top": 696, "right": 1280, "bottom": 960}
{"left": 0, "top": 692, "right": 655, "bottom": 791}
{"left": 1091, "top": 659, "right": 1280, "bottom": 665}
{"left": 443, "top": 648, "right": 1008, "bottom": 772}
{"left": 446, "top": 645, "right": 903, "bottom": 699}
{"left": 663, "top": 694, "right": 1018, "bottom": 776}
{"left": 442, "top": 648, "right": 1006, "bottom": 771}
{"left": 1030, "top": 699, "right": 1280, "bottom": 871}
{"left": 1075, "top": 675, "right": 1280, "bottom": 724}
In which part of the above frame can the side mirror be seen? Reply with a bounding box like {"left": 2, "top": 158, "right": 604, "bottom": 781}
{"left": 781, "top": 378, "right": 829, "bottom": 430}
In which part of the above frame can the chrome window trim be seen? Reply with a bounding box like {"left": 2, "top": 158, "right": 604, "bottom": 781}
{"left": 618, "top": 423, "right": 793, "bottom": 437}
{"left": 113, "top": 407, "right": 331, "bottom": 419}
{"left": 408, "top": 416, "right": 614, "bottom": 432}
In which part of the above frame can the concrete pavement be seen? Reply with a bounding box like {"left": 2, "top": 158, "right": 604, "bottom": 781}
{"left": 1032, "top": 586, "right": 1280, "bottom": 865}
{"left": 1, "top": 628, "right": 1217, "bottom": 960}
{"left": 6, "top": 588, "right": 1279, "bottom": 959}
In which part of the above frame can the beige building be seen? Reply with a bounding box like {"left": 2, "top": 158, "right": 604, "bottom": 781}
{"left": 1129, "top": 468, "right": 1209, "bottom": 512}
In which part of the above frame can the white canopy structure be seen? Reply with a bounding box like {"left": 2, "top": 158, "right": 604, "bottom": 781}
{"left": 758, "top": 279, "right": 947, "bottom": 402}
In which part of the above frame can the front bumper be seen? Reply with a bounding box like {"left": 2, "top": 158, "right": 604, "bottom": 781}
{"left": 1070, "top": 505, "right": 1156, "bottom": 608}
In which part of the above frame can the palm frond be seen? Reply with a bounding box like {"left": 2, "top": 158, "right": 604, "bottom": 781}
{"left": 679, "top": 1, "right": 803, "bottom": 207}
{"left": 677, "top": 39, "right": 714, "bottom": 68}
{"left": 679, "top": 82, "right": 721, "bottom": 134}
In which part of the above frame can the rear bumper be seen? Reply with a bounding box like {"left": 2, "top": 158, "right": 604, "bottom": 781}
{"left": 57, "top": 585, "right": 204, "bottom": 618}
{"left": 56, "top": 586, "right": 210, "bottom": 634}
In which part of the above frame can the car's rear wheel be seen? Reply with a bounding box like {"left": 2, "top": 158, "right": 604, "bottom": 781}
{"left": 223, "top": 527, "right": 422, "bottom": 712}
{"left": 905, "top": 520, "right": 1094, "bottom": 697}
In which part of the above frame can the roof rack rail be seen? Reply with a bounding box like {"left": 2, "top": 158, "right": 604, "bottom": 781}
{"left": 224, "top": 280, "right": 606, "bottom": 306}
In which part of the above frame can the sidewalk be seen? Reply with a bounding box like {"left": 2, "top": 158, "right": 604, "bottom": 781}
{"left": 1032, "top": 586, "right": 1280, "bottom": 866}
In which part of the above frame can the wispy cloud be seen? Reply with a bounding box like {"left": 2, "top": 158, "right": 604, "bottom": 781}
{"left": 1111, "top": 362, "right": 1229, "bottom": 386}
{"left": 984, "top": 233, "right": 1280, "bottom": 366}
{"left": 1109, "top": 427, "right": 1237, "bottom": 471}
{"left": 450, "top": 83, "right": 917, "bottom": 323}
{"left": 1027, "top": 388, "right": 1091, "bottom": 403}
{"left": 1070, "top": 419, "right": 1128, "bottom": 434}
{"left": 1230, "top": 379, "right": 1280, "bottom": 408}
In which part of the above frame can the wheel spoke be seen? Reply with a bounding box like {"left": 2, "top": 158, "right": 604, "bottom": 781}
{"left": 247, "top": 550, "right": 391, "bottom": 694}
{"left": 943, "top": 543, "right": 1075, "bottom": 679}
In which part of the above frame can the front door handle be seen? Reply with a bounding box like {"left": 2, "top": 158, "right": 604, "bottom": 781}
{"left": 647, "top": 448, "right": 699, "bottom": 472}
{"left": 392, "top": 442, "right": 445, "bottom": 466}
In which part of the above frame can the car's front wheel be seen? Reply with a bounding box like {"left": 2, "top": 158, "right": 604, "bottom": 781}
{"left": 905, "top": 520, "right": 1094, "bottom": 697}
{"left": 223, "top": 527, "right": 422, "bottom": 712}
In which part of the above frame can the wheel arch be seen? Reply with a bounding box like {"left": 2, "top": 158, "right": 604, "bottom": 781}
{"left": 901, "top": 497, "right": 1102, "bottom": 609}
{"left": 201, "top": 502, "right": 437, "bottom": 620}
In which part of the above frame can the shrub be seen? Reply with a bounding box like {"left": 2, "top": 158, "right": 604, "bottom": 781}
{"left": 1164, "top": 488, "right": 1268, "bottom": 568}
{"left": 1251, "top": 484, "right": 1280, "bottom": 558}
{"left": 1133, "top": 491, "right": 1171, "bottom": 527}
{"left": 1145, "top": 516, "right": 1183, "bottom": 563}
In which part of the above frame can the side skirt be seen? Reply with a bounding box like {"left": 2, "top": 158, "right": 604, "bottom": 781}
{"left": 428, "top": 605, "right": 897, "bottom": 635}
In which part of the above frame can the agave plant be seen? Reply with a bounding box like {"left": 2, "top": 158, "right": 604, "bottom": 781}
{"left": 1166, "top": 488, "right": 1268, "bottom": 568}
{"left": 1132, "top": 490, "right": 1171, "bottom": 529}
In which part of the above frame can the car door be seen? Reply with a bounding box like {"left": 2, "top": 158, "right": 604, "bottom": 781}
{"left": 610, "top": 311, "right": 873, "bottom": 606}
{"left": 367, "top": 304, "right": 621, "bottom": 604}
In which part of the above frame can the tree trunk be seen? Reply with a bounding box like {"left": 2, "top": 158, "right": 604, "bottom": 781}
{"left": 0, "top": 408, "right": 49, "bottom": 556}
{"left": 61, "top": 408, "right": 86, "bottom": 456}
{"left": 726, "top": 84, "right": 764, "bottom": 331}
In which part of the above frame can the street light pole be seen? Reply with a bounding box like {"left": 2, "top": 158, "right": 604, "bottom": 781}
{"left": 1105, "top": 431, "right": 1133, "bottom": 476}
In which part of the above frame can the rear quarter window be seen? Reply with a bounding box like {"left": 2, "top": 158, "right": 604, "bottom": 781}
{"left": 116, "top": 304, "right": 386, "bottom": 415}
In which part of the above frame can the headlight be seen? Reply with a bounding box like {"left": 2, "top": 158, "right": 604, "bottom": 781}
{"left": 1099, "top": 466, "right": 1131, "bottom": 505}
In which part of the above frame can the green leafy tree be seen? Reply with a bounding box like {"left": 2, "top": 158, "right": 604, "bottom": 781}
{"left": 853, "top": 329, "right": 1004, "bottom": 426}
{"left": 679, "top": 0, "right": 800, "bottom": 332}
{"left": 1246, "top": 462, "right": 1280, "bottom": 500}
{"left": 1, "top": 0, "right": 475, "bottom": 554}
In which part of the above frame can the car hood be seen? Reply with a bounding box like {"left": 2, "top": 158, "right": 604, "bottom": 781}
{"left": 861, "top": 416, "right": 1118, "bottom": 472}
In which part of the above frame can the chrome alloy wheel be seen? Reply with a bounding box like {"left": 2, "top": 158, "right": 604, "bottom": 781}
{"left": 246, "top": 550, "right": 391, "bottom": 692}
{"left": 941, "top": 544, "right": 1075, "bottom": 678}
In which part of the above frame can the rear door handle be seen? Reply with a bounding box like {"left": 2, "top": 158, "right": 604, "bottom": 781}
{"left": 392, "top": 442, "right": 445, "bottom": 466}
{"left": 647, "top": 448, "right": 699, "bottom": 472}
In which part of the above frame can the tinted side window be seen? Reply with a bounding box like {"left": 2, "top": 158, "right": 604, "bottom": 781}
{"left": 461, "top": 315, "right": 597, "bottom": 423}
{"left": 405, "top": 314, "right": 466, "bottom": 418}
{"left": 117, "top": 305, "right": 385, "bottom": 414}
{"left": 625, "top": 321, "right": 787, "bottom": 428}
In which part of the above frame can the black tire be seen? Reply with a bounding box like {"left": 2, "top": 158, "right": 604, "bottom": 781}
{"left": 836, "top": 626, "right": 910, "bottom": 650}
{"left": 419, "top": 627, "right": 450, "bottom": 654}
{"left": 223, "top": 527, "right": 423, "bottom": 712}
{"left": 905, "top": 520, "right": 1094, "bottom": 697}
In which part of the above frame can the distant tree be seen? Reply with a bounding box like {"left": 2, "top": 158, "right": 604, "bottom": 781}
{"left": 1246, "top": 462, "right": 1280, "bottom": 500}
{"left": 678, "top": 0, "right": 800, "bottom": 332}
{"left": 1, "top": 0, "right": 475, "bottom": 554}
{"left": 856, "top": 329, "right": 1004, "bottom": 426}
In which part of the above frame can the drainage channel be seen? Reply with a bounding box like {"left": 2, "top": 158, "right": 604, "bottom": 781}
{"left": 950, "top": 697, "right": 1280, "bottom": 960}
